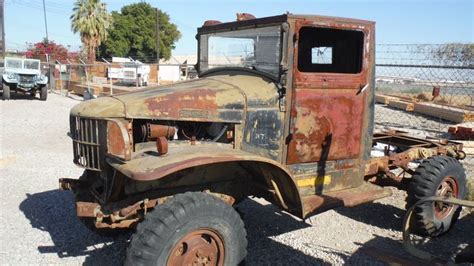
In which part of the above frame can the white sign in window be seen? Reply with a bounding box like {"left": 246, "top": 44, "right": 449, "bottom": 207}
{"left": 311, "top": 47, "right": 332, "bottom": 64}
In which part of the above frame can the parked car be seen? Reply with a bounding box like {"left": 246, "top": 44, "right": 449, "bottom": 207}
{"left": 2, "top": 57, "right": 49, "bottom": 100}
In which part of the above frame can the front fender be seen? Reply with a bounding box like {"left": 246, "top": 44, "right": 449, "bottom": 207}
{"left": 107, "top": 144, "right": 304, "bottom": 217}
{"left": 36, "top": 76, "right": 48, "bottom": 85}
{"left": 2, "top": 74, "right": 18, "bottom": 84}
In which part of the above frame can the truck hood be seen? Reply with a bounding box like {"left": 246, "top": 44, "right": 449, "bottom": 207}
{"left": 4, "top": 69, "right": 41, "bottom": 76}
{"left": 71, "top": 77, "right": 246, "bottom": 122}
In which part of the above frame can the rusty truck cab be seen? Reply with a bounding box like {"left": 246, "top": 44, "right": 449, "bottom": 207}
{"left": 197, "top": 15, "right": 377, "bottom": 202}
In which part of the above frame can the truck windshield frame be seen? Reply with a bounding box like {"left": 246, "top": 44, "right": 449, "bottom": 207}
{"left": 23, "top": 59, "right": 41, "bottom": 70}
{"left": 5, "top": 58, "right": 23, "bottom": 70}
{"left": 198, "top": 25, "right": 282, "bottom": 78}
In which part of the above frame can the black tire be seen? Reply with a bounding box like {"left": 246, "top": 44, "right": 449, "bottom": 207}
{"left": 406, "top": 155, "right": 467, "bottom": 237}
{"left": 125, "top": 192, "right": 247, "bottom": 266}
{"left": 40, "top": 86, "right": 47, "bottom": 101}
{"left": 2, "top": 83, "right": 10, "bottom": 100}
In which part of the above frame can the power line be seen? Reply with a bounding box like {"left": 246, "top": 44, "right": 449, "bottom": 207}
{"left": 11, "top": 0, "right": 70, "bottom": 15}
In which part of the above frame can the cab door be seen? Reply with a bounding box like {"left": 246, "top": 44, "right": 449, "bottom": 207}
{"left": 286, "top": 19, "right": 374, "bottom": 165}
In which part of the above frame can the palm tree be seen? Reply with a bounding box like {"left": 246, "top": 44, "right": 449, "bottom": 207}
{"left": 70, "top": 0, "right": 112, "bottom": 63}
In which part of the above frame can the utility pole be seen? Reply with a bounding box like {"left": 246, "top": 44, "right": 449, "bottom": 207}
{"left": 42, "top": 0, "right": 49, "bottom": 42}
{"left": 156, "top": 8, "right": 160, "bottom": 63}
{"left": 1, "top": 0, "right": 5, "bottom": 59}
{"left": 156, "top": 8, "right": 160, "bottom": 85}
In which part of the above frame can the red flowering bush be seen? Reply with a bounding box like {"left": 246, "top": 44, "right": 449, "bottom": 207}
{"left": 25, "top": 40, "right": 73, "bottom": 62}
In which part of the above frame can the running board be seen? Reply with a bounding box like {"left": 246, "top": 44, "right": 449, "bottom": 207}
{"left": 302, "top": 182, "right": 392, "bottom": 218}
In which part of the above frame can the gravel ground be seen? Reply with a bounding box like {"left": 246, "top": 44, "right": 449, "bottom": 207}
{"left": 0, "top": 93, "right": 472, "bottom": 265}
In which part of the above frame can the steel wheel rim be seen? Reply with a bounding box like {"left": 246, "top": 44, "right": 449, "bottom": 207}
{"left": 167, "top": 228, "right": 225, "bottom": 266}
{"left": 434, "top": 175, "right": 459, "bottom": 219}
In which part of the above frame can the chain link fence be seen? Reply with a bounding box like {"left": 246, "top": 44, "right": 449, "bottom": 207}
{"left": 374, "top": 44, "right": 473, "bottom": 138}
{"left": 50, "top": 61, "right": 196, "bottom": 97}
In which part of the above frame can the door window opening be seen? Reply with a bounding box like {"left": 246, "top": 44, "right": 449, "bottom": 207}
{"left": 298, "top": 27, "right": 364, "bottom": 74}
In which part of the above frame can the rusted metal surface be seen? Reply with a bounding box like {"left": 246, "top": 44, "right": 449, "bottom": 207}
{"left": 432, "top": 86, "right": 441, "bottom": 98}
{"left": 76, "top": 202, "right": 100, "bottom": 218}
{"left": 106, "top": 119, "right": 132, "bottom": 160}
{"left": 72, "top": 78, "right": 245, "bottom": 123}
{"left": 168, "top": 229, "right": 225, "bottom": 266}
{"left": 146, "top": 124, "right": 176, "bottom": 139}
{"left": 107, "top": 121, "right": 126, "bottom": 157}
{"left": 434, "top": 176, "right": 459, "bottom": 219}
{"left": 108, "top": 144, "right": 288, "bottom": 182}
{"left": 203, "top": 20, "right": 222, "bottom": 26}
{"left": 372, "top": 131, "right": 464, "bottom": 171}
{"left": 106, "top": 144, "right": 303, "bottom": 216}
{"left": 287, "top": 92, "right": 366, "bottom": 163}
{"left": 75, "top": 199, "right": 159, "bottom": 229}
{"left": 302, "top": 181, "right": 392, "bottom": 217}
{"left": 236, "top": 13, "right": 256, "bottom": 21}
{"left": 286, "top": 18, "right": 374, "bottom": 166}
{"left": 156, "top": 137, "right": 169, "bottom": 155}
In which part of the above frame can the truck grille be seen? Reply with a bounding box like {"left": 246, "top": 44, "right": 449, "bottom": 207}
{"left": 70, "top": 116, "right": 103, "bottom": 171}
{"left": 19, "top": 75, "right": 35, "bottom": 83}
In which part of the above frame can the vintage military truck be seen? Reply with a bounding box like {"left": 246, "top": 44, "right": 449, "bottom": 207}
{"left": 2, "top": 57, "right": 49, "bottom": 100}
{"left": 60, "top": 14, "right": 467, "bottom": 265}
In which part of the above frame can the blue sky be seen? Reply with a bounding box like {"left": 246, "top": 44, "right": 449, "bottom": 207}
{"left": 4, "top": 0, "right": 474, "bottom": 55}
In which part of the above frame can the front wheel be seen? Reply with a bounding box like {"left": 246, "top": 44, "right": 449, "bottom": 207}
{"left": 40, "top": 86, "right": 47, "bottom": 101}
{"left": 125, "top": 192, "right": 247, "bottom": 266}
{"left": 406, "top": 155, "right": 467, "bottom": 237}
{"left": 2, "top": 83, "right": 10, "bottom": 100}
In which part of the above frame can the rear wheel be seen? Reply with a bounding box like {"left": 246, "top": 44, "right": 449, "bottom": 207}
{"left": 2, "top": 83, "right": 10, "bottom": 100}
{"left": 125, "top": 192, "right": 247, "bottom": 266}
{"left": 406, "top": 155, "right": 466, "bottom": 237}
{"left": 40, "top": 86, "right": 47, "bottom": 101}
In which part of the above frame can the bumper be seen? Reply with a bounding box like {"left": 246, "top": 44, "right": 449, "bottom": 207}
{"left": 59, "top": 177, "right": 157, "bottom": 229}
{"left": 59, "top": 177, "right": 83, "bottom": 191}
{"left": 59, "top": 178, "right": 99, "bottom": 218}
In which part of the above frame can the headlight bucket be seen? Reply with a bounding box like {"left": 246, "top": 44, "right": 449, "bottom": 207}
{"left": 7, "top": 73, "right": 17, "bottom": 80}
{"left": 106, "top": 119, "right": 132, "bottom": 161}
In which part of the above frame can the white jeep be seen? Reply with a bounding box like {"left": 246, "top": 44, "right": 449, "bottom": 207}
{"left": 2, "top": 57, "right": 49, "bottom": 100}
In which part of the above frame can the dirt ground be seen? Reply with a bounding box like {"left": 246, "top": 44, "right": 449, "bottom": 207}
{"left": 0, "top": 92, "right": 472, "bottom": 265}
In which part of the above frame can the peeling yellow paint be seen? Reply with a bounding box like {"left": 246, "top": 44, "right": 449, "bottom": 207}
{"left": 296, "top": 175, "right": 332, "bottom": 187}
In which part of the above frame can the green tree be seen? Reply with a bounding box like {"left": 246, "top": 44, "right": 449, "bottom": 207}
{"left": 99, "top": 2, "right": 181, "bottom": 62}
{"left": 70, "top": 0, "right": 112, "bottom": 63}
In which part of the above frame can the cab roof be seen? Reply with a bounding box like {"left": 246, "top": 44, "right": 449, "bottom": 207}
{"left": 197, "top": 14, "right": 375, "bottom": 34}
